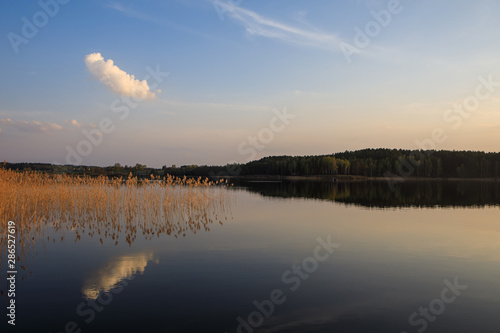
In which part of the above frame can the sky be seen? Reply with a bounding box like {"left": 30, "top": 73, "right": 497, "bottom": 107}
{"left": 1, "top": 0, "right": 500, "bottom": 168}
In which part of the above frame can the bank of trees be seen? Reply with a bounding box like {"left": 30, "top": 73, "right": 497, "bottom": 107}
{"left": 4, "top": 149, "right": 500, "bottom": 179}
{"left": 238, "top": 149, "right": 500, "bottom": 178}
{"left": 161, "top": 149, "right": 500, "bottom": 178}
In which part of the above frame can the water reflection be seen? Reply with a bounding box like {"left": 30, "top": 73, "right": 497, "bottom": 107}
{"left": 82, "top": 251, "right": 157, "bottom": 299}
{"left": 2, "top": 182, "right": 500, "bottom": 333}
{"left": 235, "top": 180, "right": 500, "bottom": 207}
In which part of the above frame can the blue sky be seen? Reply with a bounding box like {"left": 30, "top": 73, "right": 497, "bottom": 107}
{"left": 1, "top": 0, "right": 500, "bottom": 167}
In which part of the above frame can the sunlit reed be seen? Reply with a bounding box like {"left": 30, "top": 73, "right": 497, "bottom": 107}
{"left": 0, "top": 169, "right": 234, "bottom": 294}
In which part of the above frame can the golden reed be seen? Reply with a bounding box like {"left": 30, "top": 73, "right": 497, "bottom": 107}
{"left": 0, "top": 168, "right": 233, "bottom": 295}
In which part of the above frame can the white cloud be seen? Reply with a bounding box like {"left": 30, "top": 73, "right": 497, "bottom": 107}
{"left": 0, "top": 118, "right": 63, "bottom": 133}
{"left": 214, "top": 1, "right": 344, "bottom": 51}
{"left": 84, "top": 53, "right": 157, "bottom": 99}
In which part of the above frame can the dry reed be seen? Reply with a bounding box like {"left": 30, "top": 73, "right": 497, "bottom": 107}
{"left": 0, "top": 169, "right": 234, "bottom": 294}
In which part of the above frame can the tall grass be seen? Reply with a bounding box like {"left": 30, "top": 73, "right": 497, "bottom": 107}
{"left": 0, "top": 169, "right": 233, "bottom": 294}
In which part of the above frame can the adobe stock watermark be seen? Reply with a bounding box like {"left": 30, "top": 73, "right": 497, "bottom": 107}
{"left": 226, "top": 235, "right": 339, "bottom": 333}
{"left": 7, "top": 0, "right": 71, "bottom": 54}
{"left": 49, "top": 270, "right": 134, "bottom": 333}
{"left": 209, "top": 107, "right": 296, "bottom": 179}
{"left": 384, "top": 73, "right": 500, "bottom": 190}
{"left": 64, "top": 65, "right": 169, "bottom": 165}
{"left": 400, "top": 277, "right": 467, "bottom": 333}
{"left": 340, "top": 0, "right": 413, "bottom": 64}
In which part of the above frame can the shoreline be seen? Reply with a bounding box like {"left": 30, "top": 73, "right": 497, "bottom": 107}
{"left": 217, "top": 174, "right": 500, "bottom": 182}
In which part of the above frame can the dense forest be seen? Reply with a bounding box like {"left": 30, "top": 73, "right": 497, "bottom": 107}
{"left": 3, "top": 149, "right": 500, "bottom": 179}
{"left": 236, "top": 149, "right": 500, "bottom": 178}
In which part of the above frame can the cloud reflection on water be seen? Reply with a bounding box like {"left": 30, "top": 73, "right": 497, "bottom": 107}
{"left": 82, "top": 251, "right": 157, "bottom": 299}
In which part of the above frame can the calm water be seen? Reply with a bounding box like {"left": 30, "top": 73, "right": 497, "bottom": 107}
{"left": 2, "top": 180, "right": 500, "bottom": 333}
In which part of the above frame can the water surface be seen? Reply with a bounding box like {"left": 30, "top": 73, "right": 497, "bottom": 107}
{"left": 2, "top": 180, "right": 499, "bottom": 333}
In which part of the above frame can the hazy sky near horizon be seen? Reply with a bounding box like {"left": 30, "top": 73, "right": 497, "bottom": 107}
{"left": 1, "top": 0, "right": 500, "bottom": 167}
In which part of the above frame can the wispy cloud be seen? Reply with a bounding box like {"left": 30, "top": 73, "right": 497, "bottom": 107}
{"left": 0, "top": 118, "right": 62, "bottom": 133}
{"left": 0, "top": 118, "right": 101, "bottom": 134}
{"left": 68, "top": 119, "right": 82, "bottom": 127}
{"left": 107, "top": 1, "right": 226, "bottom": 42}
{"left": 213, "top": 0, "right": 345, "bottom": 51}
{"left": 292, "top": 90, "right": 322, "bottom": 97}
{"left": 65, "top": 119, "right": 97, "bottom": 129}
{"left": 105, "top": 2, "right": 157, "bottom": 22}
{"left": 84, "top": 53, "right": 158, "bottom": 100}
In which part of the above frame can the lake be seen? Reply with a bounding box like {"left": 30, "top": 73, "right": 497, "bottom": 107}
{"left": 2, "top": 180, "right": 500, "bottom": 333}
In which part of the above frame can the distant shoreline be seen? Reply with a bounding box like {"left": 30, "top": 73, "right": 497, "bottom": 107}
{"left": 217, "top": 174, "right": 500, "bottom": 182}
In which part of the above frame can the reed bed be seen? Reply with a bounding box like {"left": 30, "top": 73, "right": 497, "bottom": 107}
{"left": 0, "top": 169, "right": 234, "bottom": 294}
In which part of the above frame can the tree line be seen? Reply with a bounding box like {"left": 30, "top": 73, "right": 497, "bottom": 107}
{"left": 3, "top": 149, "right": 500, "bottom": 179}
{"left": 221, "top": 149, "right": 500, "bottom": 178}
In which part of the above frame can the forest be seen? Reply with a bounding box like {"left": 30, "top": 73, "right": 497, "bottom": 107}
{"left": 235, "top": 149, "right": 500, "bottom": 178}
{"left": 4, "top": 149, "right": 500, "bottom": 179}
